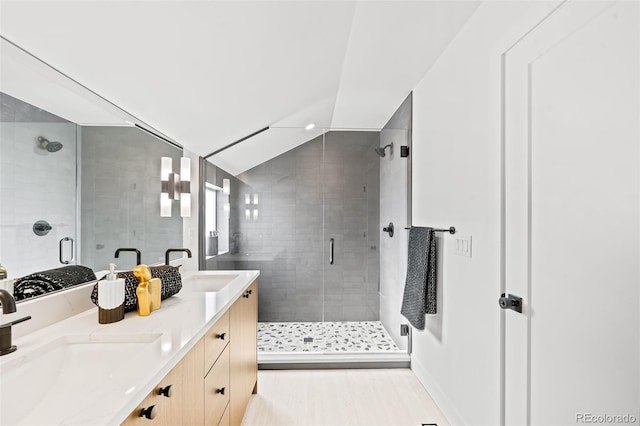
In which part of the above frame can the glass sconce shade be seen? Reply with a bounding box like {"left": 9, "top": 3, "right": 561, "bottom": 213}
{"left": 160, "top": 156, "right": 191, "bottom": 217}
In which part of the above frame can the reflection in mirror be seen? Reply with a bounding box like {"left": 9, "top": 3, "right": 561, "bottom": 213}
{"left": 0, "top": 39, "right": 185, "bottom": 301}
{"left": 80, "top": 126, "right": 183, "bottom": 272}
{"left": 0, "top": 93, "right": 184, "bottom": 301}
{"left": 204, "top": 183, "right": 225, "bottom": 256}
{"left": 199, "top": 159, "right": 254, "bottom": 270}
{"left": 0, "top": 92, "right": 78, "bottom": 279}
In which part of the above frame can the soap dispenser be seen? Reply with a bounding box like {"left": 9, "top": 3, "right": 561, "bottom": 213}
{"left": 98, "top": 263, "right": 125, "bottom": 324}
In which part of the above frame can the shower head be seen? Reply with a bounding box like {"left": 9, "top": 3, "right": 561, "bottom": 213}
{"left": 37, "top": 136, "right": 63, "bottom": 153}
{"left": 375, "top": 143, "right": 393, "bottom": 158}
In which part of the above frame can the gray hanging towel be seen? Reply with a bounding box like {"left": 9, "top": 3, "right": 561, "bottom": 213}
{"left": 401, "top": 226, "right": 437, "bottom": 330}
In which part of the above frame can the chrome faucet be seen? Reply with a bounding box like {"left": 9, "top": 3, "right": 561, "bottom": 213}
{"left": 0, "top": 289, "right": 31, "bottom": 356}
{"left": 165, "top": 248, "right": 192, "bottom": 266}
{"left": 115, "top": 248, "right": 141, "bottom": 265}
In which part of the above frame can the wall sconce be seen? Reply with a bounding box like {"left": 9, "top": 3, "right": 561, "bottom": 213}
{"left": 223, "top": 178, "right": 230, "bottom": 195}
{"left": 160, "top": 156, "right": 191, "bottom": 217}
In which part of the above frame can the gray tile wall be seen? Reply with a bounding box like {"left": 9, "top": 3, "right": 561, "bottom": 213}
{"left": 80, "top": 126, "right": 183, "bottom": 271}
{"left": 233, "top": 131, "right": 380, "bottom": 322}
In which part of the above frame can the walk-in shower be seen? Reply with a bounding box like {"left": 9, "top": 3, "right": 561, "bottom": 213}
{"left": 202, "top": 116, "right": 412, "bottom": 367}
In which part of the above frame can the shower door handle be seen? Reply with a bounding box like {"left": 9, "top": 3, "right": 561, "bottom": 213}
{"left": 329, "top": 238, "right": 334, "bottom": 265}
{"left": 59, "top": 237, "right": 74, "bottom": 264}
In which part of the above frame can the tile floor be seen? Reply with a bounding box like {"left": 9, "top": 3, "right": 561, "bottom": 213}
{"left": 258, "top": 321, "right": 402, "bottom": 353}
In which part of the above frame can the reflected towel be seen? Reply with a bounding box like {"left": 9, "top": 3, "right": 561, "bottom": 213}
{"left": 401, "top": 227, "right": 437, "bottom": 330}
{"left": 14, "top": 265, "right": 97, "bottom": 301}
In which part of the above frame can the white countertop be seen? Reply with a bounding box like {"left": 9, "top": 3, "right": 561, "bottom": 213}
{"left": 0, "top": 270, "right": 259, "bottom": 426}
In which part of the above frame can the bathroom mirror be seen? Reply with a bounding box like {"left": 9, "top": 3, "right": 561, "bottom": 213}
{"left": 199, "top": 159, "right": 254, "bottom": 271}
{"left": 0, "top": 37, "right": 183, "bottom": 300}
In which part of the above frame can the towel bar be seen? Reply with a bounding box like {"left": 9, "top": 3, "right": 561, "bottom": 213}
{"left": 404, "top": 226, "right": 456, "bottom": 235}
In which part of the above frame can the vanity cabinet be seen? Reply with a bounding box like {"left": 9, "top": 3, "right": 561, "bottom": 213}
{"left": 122, "top": 279, "right": 257, "bottom": 426}
{"left": 204, "top": 310, "right": 230, "bottom": 425}
{"left": 229, "top": 280, "right": 258, "bottom": 426}
{"left": 218, "top": 403, "right": 230, "bottom": 426}
{"left": 122, "top": 339, "right": 205, "bottom": 425}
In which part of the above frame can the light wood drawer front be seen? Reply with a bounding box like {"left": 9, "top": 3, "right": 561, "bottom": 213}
{"left": 205, "top": 344, "right": 230, "bottom": 426}
{"left": 122, "top": 390, "right": 163, "bottom": 425}
{"left": 122, "top": 340, "right": 204, "bottom": 426}
{"left": 217, "top": 403, "right": 230, "bottom": 426}
{"left": 121, "top": 378, "right": 175, "bottom": 425}
{"left": 205, "top": 310, "right": 230, "bottom": 374}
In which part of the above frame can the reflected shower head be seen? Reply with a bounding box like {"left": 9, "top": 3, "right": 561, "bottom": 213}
{"left": 37, "top": 136, "right": 63, "bottom": 153}
{"left": 375, "top": 143, "right": 393, "bottom": 158}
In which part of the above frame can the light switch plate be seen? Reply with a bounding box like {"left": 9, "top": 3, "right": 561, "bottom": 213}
{"left": 454, "top": 235, "right": 472, "bottom": 258}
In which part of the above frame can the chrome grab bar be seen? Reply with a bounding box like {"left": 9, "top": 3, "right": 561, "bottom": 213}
{"left": 59, "top": 237, "right": 74, "bottom": 264}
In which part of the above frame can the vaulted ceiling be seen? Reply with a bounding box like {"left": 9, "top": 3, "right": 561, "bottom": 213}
{"left": 0, "top": 1, "right": 479, "bottom": 175}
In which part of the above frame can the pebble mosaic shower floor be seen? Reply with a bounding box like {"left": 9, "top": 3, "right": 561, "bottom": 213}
{"left": 258, "top": 321, "right": 402, "bottom": 353}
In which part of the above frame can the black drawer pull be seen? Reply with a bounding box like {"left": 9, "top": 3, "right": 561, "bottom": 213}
{"left": 139, "top": 405, "right": 157, "bottom": 420}
{"left": 158, "top": 385, "right": 173, "bottom": 398}
{"left": 216, "top": 332, "right": 226, "bottom": 340}
{"left": 216, "top": 387, "right": 226, "bottom": 395}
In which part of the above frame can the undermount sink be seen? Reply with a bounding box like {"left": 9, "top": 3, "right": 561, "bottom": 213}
{"left": 0, "top": 333, "right": 162, "bottom": 425}
{"left": 186, "top": 272, "right": 241, "bottom": 292}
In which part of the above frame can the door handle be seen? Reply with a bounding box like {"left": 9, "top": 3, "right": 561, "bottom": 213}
{"left": 499, "top": 293, "right": 522, "bottom": 313}
{"left": 329, "top": 238, "right": 334, "bottom": 265}
{"left": 59, "top": 237, "right": 74, "bottom": 264}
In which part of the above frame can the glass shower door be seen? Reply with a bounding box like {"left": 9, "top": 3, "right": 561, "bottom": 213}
{"left": 322, "top": 130, "right": 381, "bottom": 353}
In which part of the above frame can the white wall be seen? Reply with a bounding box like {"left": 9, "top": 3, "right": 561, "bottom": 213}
{"left": 409, "top": 2, "right": 558, "bottom": 424}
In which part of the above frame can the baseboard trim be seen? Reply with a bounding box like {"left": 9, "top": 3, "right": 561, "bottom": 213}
{"left": 411, "top": 355, "right": 466, "bottom": 425}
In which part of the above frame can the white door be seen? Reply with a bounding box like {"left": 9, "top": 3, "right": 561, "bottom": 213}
{"left": 503, "top": 1, "right": 639, "bottom": 425}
